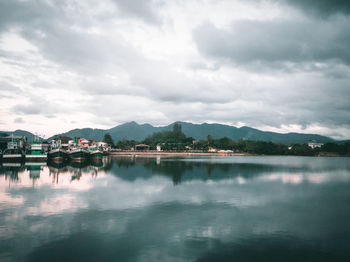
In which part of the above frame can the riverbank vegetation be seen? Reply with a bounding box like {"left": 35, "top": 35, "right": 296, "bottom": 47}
{"left": 114, "top": 124, "right": 350, "bottom": 156}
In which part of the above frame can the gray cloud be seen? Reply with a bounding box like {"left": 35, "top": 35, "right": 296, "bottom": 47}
{"left": 0, "top": 81, "right": 20, "bottom": 92}
{"left": 0, "top": 0, "right": 155, "bottom": 71}
{"left": 281, "top": 0, "right": 350, "bottom": 17}
{"left": 193, "top": 18, "right": 350, "bottom": 68}
{"left": 246, "top": 0, "right": 350, "bottom": 17}
{"left": 0, "top": 0, "right": 63, "bottom": 32}
{"left": 14, "top": 117, "right": 24, "bottom": 123}
{"left": 13, "top": 104, "right": 43, "bottom": 115}
{"left": 0, "top": 0, "right": 349, "bottom": 139}
{"left": 111, "top": 0, "right": 162, "bottom": 24}
{"left": 11, "top": 95, "right": 65, "bottom": 117}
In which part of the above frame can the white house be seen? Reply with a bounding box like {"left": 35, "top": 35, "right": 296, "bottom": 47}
{"left": 308, "top": 140, "right": 324, "bottom": 149}
{"left": 97, "top": 141, "right": 111, "bottom": 152}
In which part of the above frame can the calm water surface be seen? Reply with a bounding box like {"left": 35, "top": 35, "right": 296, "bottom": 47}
{"left": 1, "top": 156, "right": 350, "bottom": 261}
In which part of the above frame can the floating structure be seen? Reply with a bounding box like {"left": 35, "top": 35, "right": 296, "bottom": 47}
{"left": 2, "top": 148, "right": 24, "bottom": 162}
{"left": 89, "top": 143, "right": 103, "bottom": 161}
{"left": 25, "top": 135, "right": 47, "bottom": 162}
{"left": 2, "top": 135, "right": 25, "bottom": 162}
{"left": 68, "top": 139, "right": 103, "bottom": 162}
{"left": 48, "top": 139, "right": 68, "bottom": 162}
{"left": 1, "top": 134, "right": 107, "bottom": 164}
{"left": 48, "top": 148, "right": 68, "bottom": 162}
{"left": 69, "top": 147, "right": 90, "bottom": 162}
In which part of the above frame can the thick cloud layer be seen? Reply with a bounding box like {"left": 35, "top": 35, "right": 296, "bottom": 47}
{"left": 193, "top": 18, "right": 350, "bottom": 66}
{"left": 282, "top": 0, "right": 350, "bottom": 16}
{"left": 0, "top": 0, "right": 349, "bottom": 139}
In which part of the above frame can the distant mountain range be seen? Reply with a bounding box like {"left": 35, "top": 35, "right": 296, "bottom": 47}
{"left": 45, "top": 121, "right": 336, "bottom": 145}
{"left": 0, "top": 129, "right": 39, "bottom": 142}
{"left": 1, "top": 121, "right": 339, "bottom": 145}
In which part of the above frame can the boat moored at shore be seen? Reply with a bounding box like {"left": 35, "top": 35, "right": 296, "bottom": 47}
{"left": 89, "top": 144, "right": 103, "bottom": 161}
{"left": 89, "top": 150, "right": 103, "bottom": 161}
{"left": 25, "top": 135, "right": 47, "bottom": 162}
{"left": 48, "top": 148, "right": 68, "bottom": 162}
{"left": 1, "top": 135, "right": 111, "bottom": 163}
{"left": 2, "top": 135, "right": 25, "bottom": 162}
{"left": 69, "top": 148, "right": 90, "bottom": 162}
{"left": 3, "top": 148, "right": 24, "bottom": 162}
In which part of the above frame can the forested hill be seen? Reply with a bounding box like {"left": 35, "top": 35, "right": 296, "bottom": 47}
{"left": 48, "top": 121, "right": 334, "bottom": 145}
{"left": 0, "top": 130, "right": 37, "bottom": 142}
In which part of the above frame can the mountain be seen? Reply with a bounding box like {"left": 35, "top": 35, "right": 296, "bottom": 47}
{"left": 48, "top": 121, "right": 335, "bottom": 145}
{"left": 50, "top": 128, "right": 106, "bottom": 142}
{"left": 0, "top": 129, "right": 37, "bottom": 142}
{"left": 108, "top": 121, "right": 158, "bottom": 141}
{"left": 337, "top": 140, "right": 350, "bottom": 144}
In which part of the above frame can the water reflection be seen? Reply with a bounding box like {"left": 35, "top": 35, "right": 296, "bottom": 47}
{"left": 0, "top": 160, "right": 105, "bottom": 188}
{"left": 111, "top": 155, "right": 350, "bottom": 185}
{"left": 0, "top": 156, "right": 350, "bottom": 261}
{"left": 2, "top": 156, "right": 348, "bottom": 188}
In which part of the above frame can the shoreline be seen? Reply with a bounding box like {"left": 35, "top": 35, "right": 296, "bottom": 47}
{"left": 109, "top": 151, "right": 252, "bottom": 156}
{"left": 108, "top": 151, "right": 348, "bottom": 157}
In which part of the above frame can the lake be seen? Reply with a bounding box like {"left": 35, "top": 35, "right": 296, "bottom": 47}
{"left": 1, "top": 156, "right": 350, "bottom": 261}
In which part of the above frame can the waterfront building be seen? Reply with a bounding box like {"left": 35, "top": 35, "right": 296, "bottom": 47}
{"left": 78, "top": 138, "right": 90, "bottom": 148}
{"left": 135, "top": 144, "right": 150, "bottom": 151}
{"left": 208, "top": 147, "right": 217, "bottom": 153}
{"left": 97, "top": 142, "right": 111, "bottom": 152}
{"left": 308, "top": 140, "right": 324, "bottom": 149}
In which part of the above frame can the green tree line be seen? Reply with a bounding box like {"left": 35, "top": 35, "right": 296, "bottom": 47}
{"left": 114, "top": 124, "right": 350, "bottom": 156}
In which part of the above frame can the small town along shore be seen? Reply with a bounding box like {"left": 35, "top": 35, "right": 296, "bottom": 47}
{"left": 109, "top": 151, "right": 250, "bottom": 156}
{"left": 108, "top": 151, "right": 346, "bottom": 157}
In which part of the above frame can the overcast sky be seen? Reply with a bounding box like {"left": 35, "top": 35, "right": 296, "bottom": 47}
{"left": 0, "top": 0, "right": 349, "bottom": 139}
